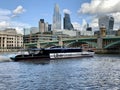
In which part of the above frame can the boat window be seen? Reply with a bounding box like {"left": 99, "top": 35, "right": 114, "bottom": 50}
{"left": 28, "top": 50, "right": 39, "bottom": 54}
{"left": 18, "top": 50, "right": 29, "bottom": 55}
{"left": 34, "top": 50, "right": 40, "bottom": 54}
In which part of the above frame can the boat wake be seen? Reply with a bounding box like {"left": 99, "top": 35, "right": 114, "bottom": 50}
{"left": 0, "top": 53, "right": 17, "bottom": 62}
{"left": 0, "top": 55, "right": 12, "bottom": 62}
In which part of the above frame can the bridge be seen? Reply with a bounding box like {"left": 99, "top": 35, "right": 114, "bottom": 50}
{"left": 25, "top": 36, "right": 120, "bottom": 50}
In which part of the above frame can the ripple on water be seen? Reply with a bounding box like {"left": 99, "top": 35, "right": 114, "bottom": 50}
{"left": 0, "top": 54, "right": 119, "bottom": 89}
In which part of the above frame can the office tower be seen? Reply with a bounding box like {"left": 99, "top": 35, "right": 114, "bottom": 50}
{"left": 48, "top": 24, "right": 52, "bottom": 31}
{"left": 53, "top": 4, "right": 61, "bottom": 30}
{"left": 39, "top": 19, "right": 45, "bottom": 33}
{"left": 45, "top": 22, "right": 48, "bottom": 32}
{"left": 63, "top": 13, "right": 74, "bottom": 30}
{"left": 99, "top": 15, "right": 114, "bottom": 35}
{"left": 86, "top": 23, "right": 92, "bottom": 31}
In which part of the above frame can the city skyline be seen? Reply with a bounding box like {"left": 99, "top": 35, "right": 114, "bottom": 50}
{"left": 0, "top": 0, "right": 120, "bottom": 34}
{"left": 99, "top": 15, "right": 114, "bottom": 35}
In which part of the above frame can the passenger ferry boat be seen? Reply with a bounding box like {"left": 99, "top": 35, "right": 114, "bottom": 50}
{"left": 10, "top": 47, "right": 95, "bottom": 61}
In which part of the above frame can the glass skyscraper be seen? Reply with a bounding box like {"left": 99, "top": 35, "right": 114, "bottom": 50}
{"left": 63, "top": 13, "right": 74, "bottom": 30}
{"left": 99, "top": 15, "right": 114, "bottom": 35}
{"left": 53, "top": 4, "right": 61, "bottom": 30}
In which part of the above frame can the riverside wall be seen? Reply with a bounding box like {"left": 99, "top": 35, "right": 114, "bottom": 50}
{"left": 94, "top": 49, "right": 120, "bottom": 54}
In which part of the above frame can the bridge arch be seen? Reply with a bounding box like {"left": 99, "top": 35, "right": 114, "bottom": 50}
{"left": 104, "top": 40, "right": 120, "bottom": 49}
{"left": 65, "top": 40, "right": 97, "bottom": 48}
{"left": 42, "top": 43, "right": 58, "bottom": 48}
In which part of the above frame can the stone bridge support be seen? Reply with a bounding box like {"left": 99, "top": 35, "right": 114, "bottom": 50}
{"left": 97, "top": 37, "right": 103, "bottom": 49}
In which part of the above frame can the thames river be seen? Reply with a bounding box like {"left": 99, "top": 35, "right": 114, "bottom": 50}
{"left": 0, "top": 54, "right": 120, "bottom": 90}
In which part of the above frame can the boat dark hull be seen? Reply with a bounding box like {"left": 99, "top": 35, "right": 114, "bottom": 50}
{"left": 10, "top": 55, "right": 50, "bottom": 61}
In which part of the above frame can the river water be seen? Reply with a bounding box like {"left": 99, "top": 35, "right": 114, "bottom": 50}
{"left": 0, "top": 54, "right": 120, "bottom": 90}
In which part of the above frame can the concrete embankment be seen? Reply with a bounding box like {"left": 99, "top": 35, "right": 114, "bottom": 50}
{"left": 94, "top": 49, "right": 120, "bottom": 54}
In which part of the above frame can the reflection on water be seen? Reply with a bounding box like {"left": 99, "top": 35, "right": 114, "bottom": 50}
{"left": 18, "top": 60, "right": 50, "bottom": 65}
{"left": 0, "top": 54, "right": 119, "bottom": 90}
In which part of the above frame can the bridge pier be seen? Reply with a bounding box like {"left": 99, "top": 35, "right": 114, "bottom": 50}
{"left": 58, "top": 36, "right": 63, "bottom": 47}
{"left": 97, "top": 37, "right": 103, "bottom": 49}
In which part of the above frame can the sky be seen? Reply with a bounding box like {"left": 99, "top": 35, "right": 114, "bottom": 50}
{"left": 0, "top": 0, "right": 120, "bottom": 34}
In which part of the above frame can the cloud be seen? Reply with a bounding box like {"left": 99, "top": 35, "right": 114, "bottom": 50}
{"left": 0, "top": 8, "right": 11, "bottom": 21}
{"left": 72, "top": 19, "right": 88, "bottom": 31}
{"left": 0, "top": 8, "right": 11, "bottom": 15}
{"left": 13, "top": 5, "right": 26, "bottom": 17}
{"left": 0, "top": 21, "right": 31, "bottom": 34}
{"left": 72, "top": 22, "right": 82, "bottom": 30}
{"left": 0, "top": 5, "right": 31, "bottom": 34}
{"left": 0, "top": 21, "right": 10, "bottom": 28}
{"left": 0, "top": 20, "right": 30, "bottom": 29}
{"left": 77, "top": 0, "right": 120, "bottom": 30}
{"left": 63, "top": 9, "right": 71, "bottom": 14}
{"left": 15, "top": 27, "right": 25, "bottom": 34}
{"left": 9, "top": 21, "right": 31, "bottom": 34}
{"left": 78, "top": 0, "right": 120, "bottom": 15}
{"left": 72, "top": 19, "right": 99, "bottom": 32}
{"left": 110, "top": 12, "right": 120, "bottom": 23}
{"left": 0, "top": 21, "right": 25, "bottom": 34}
{"left": 110, "top": 12, "right": 120, "bottom": 30}
{"left": 10, "top": 21, "right": 31, "bottom": 28}
{"left": 0, "top": 5, "right": 25, "bottom": 20}
{"left": 0, "top": 8, "right": 12, "bottom": 29}
{"left": 0, "top": 15, "right": 10, "bottom": 21}
{"left": 89, "top": 18, "right": 99, "bottom": 31}
{"left": 88, "top": 12, "right": 120, "bottom": 31}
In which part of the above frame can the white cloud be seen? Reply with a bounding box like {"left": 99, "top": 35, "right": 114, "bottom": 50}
{"left": 88, "top": 13, "right": 120, "bottom": 31}
{"left": 77, "top": 0, "right": 120, "bottom": 30}
{"left": 0, "top": 21, "right": 10, "bottom": 28}
{"left": 0, "top": 9, "right": 11, "bottom": 29}
{"left": 0, "top": 21, "right": 30, "bottom": 32}
{"left": 10, "top": 21, "right": 30, "bottom": 28}
{"left": 9, "top": 21, "right": 31, "bottom": 34}
{"left": 13, "top": 5, "right": 26, "bottom": 17}
{"left": 15, "top": 27, "right": 24, "bottom": 34}
{"left": 0, "top": 6, "right": 31, "bottom": 34}
{"left": 110, "top": 12, "right": 120, "bottom": 23}
{"left": 0, "top": 15, "right": 10, "bottom": 21}
{"left": 89, "top": 18, "right": 99, "bottom": 31}
{"left": 72, "top": 18, "right": 99, "bottom": 32}
{"left": 82, "top": 19, "right": 87, "bottom": 27}
{"left": 0, "top": 8, "right": 11, "bottom": 15}
{"left": 110, "top": 12, "right": 120, "bottom": 30}
{"left": 72, "top": 19, "right": 89, "bottom": 31}
{"left": 0, "top": 8, "right": 11, "bottom": 21}
{"left": 63, "top": 9, "right": 71, "bottom": 14}
{"left": 72, "top": 22, "right": 82, "bottom": 30}
{"left": 0, "top": 21, "right": 29, "bottom": 34}
{"left": 78, "top": 0, "right": 120, "bottom": 15}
